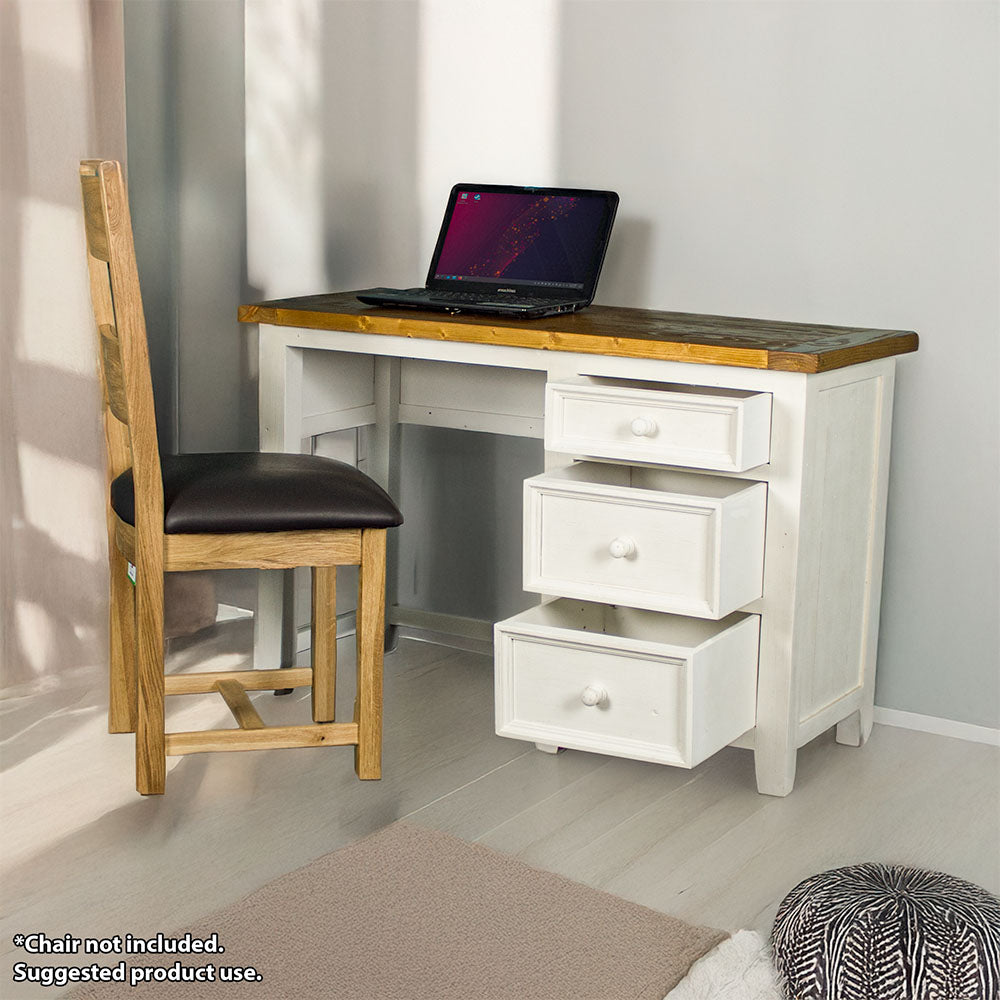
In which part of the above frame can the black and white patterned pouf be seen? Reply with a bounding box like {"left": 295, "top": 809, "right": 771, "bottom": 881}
{"left": 772, "top": 863, "right": 1000, "bottom": 1000}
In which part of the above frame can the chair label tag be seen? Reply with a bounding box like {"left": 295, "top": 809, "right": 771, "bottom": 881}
{"left": 127, "top": 562, "right": 136, "bottom": 586}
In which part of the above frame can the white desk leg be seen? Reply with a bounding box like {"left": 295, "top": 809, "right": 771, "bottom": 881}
{"left": 751, "top": 377, "right": 810, "bottom": 797}
{"left": 255, "top": 334, "right": 303, "bottom": 668}
{"left": 753, "top": 535, "right": 800, "bottom": 796}
{"left": 254, "top": 572, "right": 297, "bottom": 669}
{"left": 371, "top": 357, "right": 401, "bottom": 648}
{"left": 753, "top": 621, "right": 799, "bottom": 797}
{"left": 370, "top": 357, "right": 400, "bottom": 492}
{"left": 836, "top": 709, "right": 870, "bottom": 748}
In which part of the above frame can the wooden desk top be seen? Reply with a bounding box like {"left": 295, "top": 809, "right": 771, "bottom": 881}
{"left": 239, "top": 291, "right": 918, "bottom": 374}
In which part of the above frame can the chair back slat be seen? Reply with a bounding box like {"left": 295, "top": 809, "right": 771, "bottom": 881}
{"left": 99, "top": 323, "right": 130, "bottom": 424}
{"left": 81, "top": 172, "right": 111, "bottom": 262}
{"left": 79, "top": 160, "right": 164, "bottom": 558}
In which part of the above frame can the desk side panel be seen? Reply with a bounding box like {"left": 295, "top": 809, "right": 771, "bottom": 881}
{"left": 798, "top": 362, "right": 895, "bottom": 732}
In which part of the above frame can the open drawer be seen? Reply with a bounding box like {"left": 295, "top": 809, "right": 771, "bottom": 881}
{"left": 545, "top": 378, "right": 771, "bottom": 471}
{"left": 524, "top": 463, "right": 766, "bottom": 619}
{"left": 494, "top": 600, "right": 759, "bottom": 767}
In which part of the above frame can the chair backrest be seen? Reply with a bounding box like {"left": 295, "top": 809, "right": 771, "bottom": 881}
{"left": 80, "top": 160, "right": 164, "bottom": 566}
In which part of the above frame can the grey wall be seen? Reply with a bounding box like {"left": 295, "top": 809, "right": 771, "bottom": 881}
{"left": 124, "top": 0, "right": 253, "bottom": 454}
{"left": 553, "top": 1, "right": 999, "bottom": 729}
{"left": 317, "top": 2, "right": 422, "bottom": 291}
{"left": 122, "top": 0, "right": 178, "bottom": 451}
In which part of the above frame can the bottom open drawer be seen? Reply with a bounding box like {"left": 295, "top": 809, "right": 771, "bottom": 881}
{"left": 494, "top": 600, "right": 759, "bottom": 768}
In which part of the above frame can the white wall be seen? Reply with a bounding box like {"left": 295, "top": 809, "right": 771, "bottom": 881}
{"left": 247, "top": 0, "right": 422, "bottom": 296}
{"left": 417, "top": 0, "right": 560, "bottom": 256}
{"left": 1, "top": 0, "right": 126, "bottom": 690}
{"left": 555, "top": 0, "right": 999, "bottom": 728}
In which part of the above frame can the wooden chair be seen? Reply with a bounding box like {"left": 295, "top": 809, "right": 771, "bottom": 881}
{"left": 79, "top": 159, "right": 402, "bottom": 794}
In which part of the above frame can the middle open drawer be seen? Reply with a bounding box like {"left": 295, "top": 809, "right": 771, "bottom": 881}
{"left": 524, "top": 463, "right": 766, "bottom": 619}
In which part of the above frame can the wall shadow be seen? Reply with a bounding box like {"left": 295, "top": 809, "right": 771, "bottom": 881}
{"left": 0, "top": 0, "right": 29, "bottom": 688}
{"left": 1, "top": 2, "right": 120, "bottom": 693}
{"left": 318, "top": 1, "right": 422, "bottom": 290}
{"left": 315, "top": 1, "right": 421, "bottom": 621}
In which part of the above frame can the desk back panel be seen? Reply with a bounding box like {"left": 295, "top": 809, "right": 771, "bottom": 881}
{"left": 397, "top": 425, "right": 543, "bottom": 622}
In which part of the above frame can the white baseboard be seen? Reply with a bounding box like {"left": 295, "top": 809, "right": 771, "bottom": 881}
{"left": 389, "top": 607, "right": 494, "bottom": 643}
{"left": 216, "top": 603, "right": 252, "bottom": 623}
{"left": 874, "top": 707, "right": 1000, "bottom": 747}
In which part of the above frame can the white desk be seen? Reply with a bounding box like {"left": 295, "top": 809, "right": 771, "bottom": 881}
{"left": 240, "top": 293, "right": 917, "bottom": 795}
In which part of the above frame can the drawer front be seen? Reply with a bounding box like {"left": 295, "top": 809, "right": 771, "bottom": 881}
{"left": 499, "top": 632, "right": 688, "bottom": 763}
{"left": 495, "top": 601, "right": 759, "bottom": 767}
{"left": 545, "top": 380, "right": 771, "bottom": 471}
{"left": 524, "top": 466, "right": 766, "bottom": 619}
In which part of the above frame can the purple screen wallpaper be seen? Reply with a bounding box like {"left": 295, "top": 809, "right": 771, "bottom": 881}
{"left": 433, "top": 192, "right": 608, "bottom": 288}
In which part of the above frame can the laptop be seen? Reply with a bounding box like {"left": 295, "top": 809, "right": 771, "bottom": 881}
{"left": 357, "top": 183, "right": 619, "bottom": 319}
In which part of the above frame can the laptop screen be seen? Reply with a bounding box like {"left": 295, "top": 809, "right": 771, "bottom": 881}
{"left": 429, "top": 186, "right": 618, "bottom": 296}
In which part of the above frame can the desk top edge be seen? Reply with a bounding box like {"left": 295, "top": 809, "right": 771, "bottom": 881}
{"left": 238, "top": 292, "right": 919, "bottom": 373}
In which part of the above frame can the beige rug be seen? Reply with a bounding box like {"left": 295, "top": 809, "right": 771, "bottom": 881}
{"left": 73, "top": 822, "right": 724, "bottom": 1000}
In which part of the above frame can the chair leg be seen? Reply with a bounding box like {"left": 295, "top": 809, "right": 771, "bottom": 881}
{"left": 354, "top": 529, "right": 386, "bottom": 780}
{"left": 135, "top": 565, "right": 166, "bottom": 795}
{"left": 108, "top": 544, "right": 137, "bottom": 733}
{"left": 311, "top": 566, "right": 337, "bottom": 723}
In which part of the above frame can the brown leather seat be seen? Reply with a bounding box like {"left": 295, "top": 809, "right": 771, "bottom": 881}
{"left": 111, "top": 453, "right": 402, "bottom": 534}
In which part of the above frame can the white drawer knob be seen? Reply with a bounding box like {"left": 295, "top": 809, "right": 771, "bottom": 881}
{"left": 608, "top": 536, "right": 636, "bottom": 559}
{"left": 581, "top": 685, "right": 608, "bottom": 708}
{"left": 630, "top": 416, "right": 658, "bottom": 437}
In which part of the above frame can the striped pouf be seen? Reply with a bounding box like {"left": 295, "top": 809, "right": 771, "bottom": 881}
{"left": 771, "top": 863, "right": 1000, "bottom": 1000}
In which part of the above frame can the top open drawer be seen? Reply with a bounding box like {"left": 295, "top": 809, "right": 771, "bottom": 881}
{"left": 545, "top": 378, "right": 771, "bottom": 472}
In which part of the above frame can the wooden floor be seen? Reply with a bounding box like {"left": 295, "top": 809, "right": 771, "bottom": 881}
{"left": 3, "top": 619, "right": 998, "bottom": 995}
